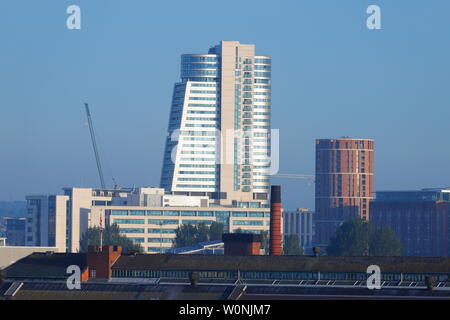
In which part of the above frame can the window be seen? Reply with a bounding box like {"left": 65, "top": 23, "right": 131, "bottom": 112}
{"left": 111, "top": 210, "right": 128, "bottom": 216}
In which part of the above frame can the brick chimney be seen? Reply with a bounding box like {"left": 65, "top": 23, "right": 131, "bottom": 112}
{"left": 269, "top": 185, "right": 282, "bottom": 255}
{"left": 222, "top": 233, "right": 262, "bottom": 256}
{"left": 86, "top": 245, "right": 122, "bottom": 280}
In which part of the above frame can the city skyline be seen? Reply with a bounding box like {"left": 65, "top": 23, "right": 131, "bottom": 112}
{"left": 1, "top": 1, "right": 450, "bottom": 211}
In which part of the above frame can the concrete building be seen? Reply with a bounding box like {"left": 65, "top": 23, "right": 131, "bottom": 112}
{"left": 283, "top": 208, "right": 314, "bottom": 252}
{"left": 160, "top": 41, "right": 272, "bottom": 207}
{"left": 371, "top": 188, "right": 450, "bottom": 257}
{"left": 5, "top": 218, "right": 26, "bottom": 246}
{"left": 26, "top": 186, "right": 271, "bottom": 253}
{"left": 92, "top": 205, "right": 270, "bottom": 253}
{"left": 25, "top": 188, "right": 133, "bottom": 253}
{"left": 314, "top": 138, "right": 374, "bottom": 248}
{"left": 25, "top": 195, "right": 69, "bottom": 251}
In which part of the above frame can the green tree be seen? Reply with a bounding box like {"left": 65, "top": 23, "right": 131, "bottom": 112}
{"left": 327, "top": 219, "right": 371, "bottom": 256}
{"left": 283, "top": 234, "right": 304, "bottom": 255}
{"left": 369, "top": 226, "right": 403, "bottom": 256}
{"left": 79, "top": 223, "right": 142, "bottom": 253}
{"left": 209, "top": 222, "right": 224, "bottom": 241}
{"left": 173, "top": 222, "right": 226, "bottom": 248}
{"left": 197, "top": 223, "right": 210, "bottom": 243}
{"left": 173, "top": 224, "right": 199, "bottom": 248}
{"left": 327, "top": 219, "right": 403, "bottom": 256}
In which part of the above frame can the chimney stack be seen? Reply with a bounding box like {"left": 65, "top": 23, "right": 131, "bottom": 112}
{"left": 269, "top": 185, "right": 282, "bottom": 255}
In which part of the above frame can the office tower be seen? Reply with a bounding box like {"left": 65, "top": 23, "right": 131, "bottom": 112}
{"left": 160, "top": 41, "right": 272, "bottom": 206}
{"left": 25, "top": 195, "right": 69, "bottom": 251}
{"left": 314, "top": 138, "right": 374, "bottom": 247}
{"left": 371, "top": 188, "right": 450, "bottom": 257}
{"left": 25, "top": 188, "right": 124, "bottom": 252}
{"left": 283, "top": 208, "right": 314, "bottom": 252}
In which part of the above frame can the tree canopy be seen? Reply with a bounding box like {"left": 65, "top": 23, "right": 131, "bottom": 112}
{"left": 79, "top": 223, "right": 142, "bottom": 253}
{"left": 326, "top": 219, "right": 402, "bottom": 256}
{"left": 173, "top": 222, "right": 224, "bottom": 248}
{"left": 283, "top": 234, "right": 305, "bottom": 255}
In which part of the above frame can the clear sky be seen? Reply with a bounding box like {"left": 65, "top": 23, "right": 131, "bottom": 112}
{"left": 1, "top": 0, "right": 449, "bottom": 210}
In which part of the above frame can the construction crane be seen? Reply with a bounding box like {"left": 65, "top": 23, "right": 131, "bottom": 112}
{"left": 272, "top": 174, "right": 315, "bottom": 180}
{"left": 271, "top": 174, "right": 315, "bottom": 182}
{"left": 84, "top": 103, "right": 106, "bottom": 189}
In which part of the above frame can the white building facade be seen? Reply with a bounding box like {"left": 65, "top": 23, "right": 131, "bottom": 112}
{"left": 26, "top": 187, "right": 271, "bottom": 253}
{"left": 283, "top": 208, "right": 314, "bottom": 252}
{"left": 160, "top": 41, "right": 272, "bottom": 207}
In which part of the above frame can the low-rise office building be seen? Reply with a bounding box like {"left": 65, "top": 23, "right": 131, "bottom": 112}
{"left": 26, "top": 187, "right": 271, "bottom": 253}
{"left": 93, "top": 205, "right": 270, "bottom": 253}
{"left": 283, "top": 208, "right": 314, "bottom": 252}
{"left": 371, "top": 188, "right": 450, "bottom": 257}
{"left": 5, "top": 218, "right": 26, "bottom": 246}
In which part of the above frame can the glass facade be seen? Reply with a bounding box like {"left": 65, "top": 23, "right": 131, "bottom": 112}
{"left": 160, "top": 41, "right": 271, "bottom": 205}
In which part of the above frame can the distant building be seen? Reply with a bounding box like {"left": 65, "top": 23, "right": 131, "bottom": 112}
{"left": 314, "top": 138, "right": 374, "bottom": 248}
{"left": 26, "top": 187, "right": 270, "bottom": 253}
{"left": 5, "top": 218, "right": 26, "bottom": 246}
{"left": 25, "top": 195, "right": 69, "bottom": 252}
{"left": 94, "top": 203, "right": 270, "bottom": 254}
{"left": 160, "top": 40, "right": 272, "bottom": 207}
{"left": 371, "top": 188, "right": 450, "bottom": 257}
{"left": 0, "top": 245, "right": 63, "bottom": 269}
{"left": 283, "top": 208, "right": 314, "bottom": 252}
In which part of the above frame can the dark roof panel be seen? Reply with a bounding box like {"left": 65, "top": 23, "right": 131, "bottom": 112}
{"left": 112, "top": 254, "right": 450, "bottom": 274}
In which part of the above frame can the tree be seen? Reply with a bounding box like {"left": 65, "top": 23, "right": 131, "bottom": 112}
{"left": 79, "top": 223, "right": 142, "bottom": 253}
{"left": 196, "top": 223, "right": 210, "bottom": 243}
{"left": 327, "top": 219, "right": 403, "bottom": 256}
{"left": 369, "top": 226, "right": 403, "bottom": 256}
{"left": 327, "top": 219, "right": 371, "bottom": 256}
{"left": 209, "top": 222, "right": 224, "bottom": 241}
{"left": 173, "top": 224, "right": 199, "bottom": 248}
{"left": 173, "top": 222, "right": 226, "bottom": 248}
{"left": 283, "top": 234, "right": 304, "bottom": 255}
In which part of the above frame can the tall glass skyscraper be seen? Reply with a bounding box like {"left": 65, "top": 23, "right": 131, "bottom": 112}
{"left": 160, "top": 41, "right": 271, "bottom": 206}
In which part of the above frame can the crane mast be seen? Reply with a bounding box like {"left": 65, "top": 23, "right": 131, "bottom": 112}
{"left": 84, "top": 103, "right": 106, "bottom": 189}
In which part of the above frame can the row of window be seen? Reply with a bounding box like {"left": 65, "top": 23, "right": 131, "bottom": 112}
{"left": 190, "top": 83, "right": 218, "bottom": 87}
{"left": 111, "top": 210, "right": 269, "bottom": 217}
{"left": 112, "top": 269, "right": 447, "bottom": 282}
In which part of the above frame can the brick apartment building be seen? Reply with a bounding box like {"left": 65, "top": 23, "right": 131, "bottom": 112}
{"left": 315, "top": 138, "right": 374, "bottom": 247}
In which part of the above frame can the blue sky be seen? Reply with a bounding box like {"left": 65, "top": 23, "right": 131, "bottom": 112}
{"left": 1, "top": 0, "right": 449, "bottom": 210}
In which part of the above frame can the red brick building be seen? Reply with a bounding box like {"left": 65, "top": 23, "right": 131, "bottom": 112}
{"left": 314, "top": 138, "right": 374, "bottom": 247}
{"left": 371, "top": 189, "right": 450, "bottom": 257}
